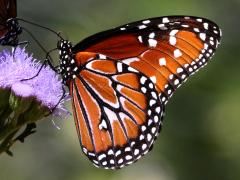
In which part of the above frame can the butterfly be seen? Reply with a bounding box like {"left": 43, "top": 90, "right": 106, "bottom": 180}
{"left": 56, "top": 16, "right": 221, "bottom": 169}
{"left": 0, "top": 0, "right": 22, "bottom": 46}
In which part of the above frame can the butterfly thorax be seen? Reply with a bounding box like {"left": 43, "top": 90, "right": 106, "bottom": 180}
{"left": 58, "top": 40, "right": 79, "bottom": 85}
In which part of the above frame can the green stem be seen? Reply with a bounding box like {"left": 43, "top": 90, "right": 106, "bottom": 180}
{"left": 0, "top": 129, "right": 19, "bottom": 156}
{"left": 0, "top": 107, "right": 13, "bottom": 126}
{"left": 0, "top": 114, "right": 28, "bottom": 154}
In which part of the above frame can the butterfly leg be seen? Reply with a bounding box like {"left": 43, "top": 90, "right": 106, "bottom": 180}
{"left": 12, "top": 40, "right": 29, "bottom": 60}
{"left": 20, "top": 48, "right": 57, "bottom": 82}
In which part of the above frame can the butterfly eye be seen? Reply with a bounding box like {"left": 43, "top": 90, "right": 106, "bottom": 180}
{"left": 57, "top": 40, "right": 63, "bottom": 48}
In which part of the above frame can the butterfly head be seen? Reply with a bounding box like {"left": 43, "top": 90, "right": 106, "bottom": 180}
{"left": 57, "top": 39, "right": 72, "bottom": 51}
{"left": 58, "top": 39, "right": 79, "bottom": 85}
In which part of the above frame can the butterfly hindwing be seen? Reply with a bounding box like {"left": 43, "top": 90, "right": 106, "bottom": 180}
{"left": 69, "top": 53, "right": 164, "bottom": 169}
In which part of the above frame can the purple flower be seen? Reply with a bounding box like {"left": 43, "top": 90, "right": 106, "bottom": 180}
{"left": 0, "top": 47, "right": 68, "bottom": 115}
{"left": 0, "top": 47, "right": 70, "bottom": 155}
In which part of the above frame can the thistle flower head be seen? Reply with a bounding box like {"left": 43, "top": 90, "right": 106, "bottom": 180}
{"left": 0, "top": 47, "right": 69, "bottom": 154}
{"left": 0, "top": 47, "right": 68, "bottom": 114}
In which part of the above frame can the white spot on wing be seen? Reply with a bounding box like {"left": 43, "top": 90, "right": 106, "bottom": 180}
{"left": 204, "top": 43, "right": 209, "bottom": 50}
{"left": 197, "top": 18, "right": 202, "bottom": 22}
{"left": 98, "top": 154, "right": 106, "bottom": 161}
{"left": 177, "top": 67, "right": 183, "bottom": 73}
{"left": 116, "top": 84, "right": 123, "bottom": 92}
{"left": 134, "top": 149, "right": 139, "bottom": 155}
{"left": 150, "top": 99, "right": 156, "bottom": 106}
{"left": 117, "top": 63, "right": 122, "bottom": 72}
{"left": 169, "top": 29, "right": 178, "bottom": 36}
{"left": 174, "top": 79, "right": 180, "bottom": 85}
{"left": 103, "top": 107, "right": 118, "bottom": 123}
{"left": 199, "top": 33, "right": 206, "bottom": 41}
{"left": 99, "top": 54, "right": 106, "bottom": 59}
{"left": 108, "top": 149, "right": 114, "bottom": 155}
{"left": 159, "top": 57, "right": 166, "bottom": 66}
{"left": 126, "top": 155, "right": 132, "bottom": 160}
{"left": 128, "top": 66, "right": 138, "bottom": 72}
{"left": 125, "top": 147, "right": 131, "bottom": 152}
{"left": 142, "top": 144, "right": 147, "bottom": 150}
{"left": 155, "top": 107, "right": 161, "bottom": 113}
{"left": 140, "top": 76, "right": 147, "bottom": 84}
{"left": 143, "top": 20, "right": 151, "bottom": 24}
{"left": 116, "top": 150, "right": 121, "bottom": 156}
{"left": 148, "top": 39, "right": 157, "bottom": 47}
{"left": 169, "top": 36, "right": 177, "bottom": 45}
{"left": 181, "top": 24, "right": 189, "bottom": 28}
{"left": 162, "top": 17, "right": 170, "bottom": 23}
{"left": 138, "top": 25, "right": 147, "bottom": 29}
{"left": 141, "top": 87, "right": 147, "bottom": 93}
{"left": 194, "top": 28, "right": 200, "bottom": 32}
{"left": 151, "top": 127, "right": 156, "bottom": 134}
{"left": 99, "top": 119, "right": 107, "bottom": 130}
{"left": 149, "top": 32, "right": 155, "bottom": 39}
{"left": 174, "top": 49, "right": 182, "bottom": 58}
{"left": 86, "top": 61, "right": 93, "bottom": 69}
{"left": 158, "top": 24, "right": 167, "bottom": 30}
{"left": 147, "top": 134, "right": 152, "bottom": 141}
{"left": 210, "top": 40, "right": 214, "bottom": 46}
{"left": 150, "top": 76, "right": 157, "bottom": 84}
{"left": 138, "top": 36, "right": 143, "bottom": 43}
{"left": 203, "top": 23, "right": 209, "bottom": 30}
{"left": 122, "top": 57, "right": 139, "bottom": 65}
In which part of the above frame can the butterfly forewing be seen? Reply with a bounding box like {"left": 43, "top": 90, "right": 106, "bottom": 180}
{"left": 69, "top": 53, "right": 164, "bottom": 169}
{"left": 73, "top": 16, "right": 221, "bottom": 103}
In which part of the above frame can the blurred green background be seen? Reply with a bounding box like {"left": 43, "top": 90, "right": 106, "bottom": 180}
{"left": 1, "top": 0, "right": 240, "bottom": 179}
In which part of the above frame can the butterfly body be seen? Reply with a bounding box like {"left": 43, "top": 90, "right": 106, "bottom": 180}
{"left": 57, "top": 16, "right": 221, "bottom": 169}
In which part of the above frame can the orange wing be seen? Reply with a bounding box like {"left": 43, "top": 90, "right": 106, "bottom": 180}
{"left": 73, "top": 16, "right": 221, "bottom": 104}
{"left": 69, "top": 54, "right": 164, "bottom": 169}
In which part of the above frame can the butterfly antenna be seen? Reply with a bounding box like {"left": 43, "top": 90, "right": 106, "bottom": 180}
{"left": 17, "top": 18, "right": 63, "bottom": 39}
{"left": 21, "top": 27, "right": 49, "bottom": 54}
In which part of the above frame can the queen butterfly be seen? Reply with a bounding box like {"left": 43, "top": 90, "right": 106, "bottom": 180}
{"left": 0, "top": 0, "right": 22, "bottom": 46}
{"left": 56, "top": 16, "right": 221, "bottom": 169}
